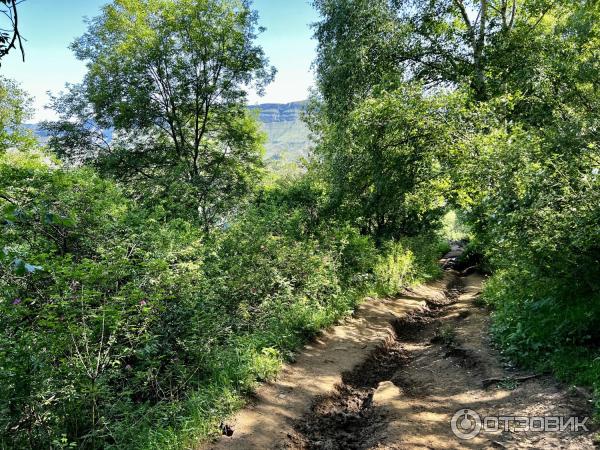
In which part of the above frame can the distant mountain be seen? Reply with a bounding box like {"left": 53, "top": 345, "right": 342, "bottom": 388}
{"left": 249, "top": 101, "right": 311, "bottom": 160}
{"left": 25, "top": 101, "right": 311, "bottom": 161}
{"left": 250, "top": 101, "right": 307, "bottom": 122}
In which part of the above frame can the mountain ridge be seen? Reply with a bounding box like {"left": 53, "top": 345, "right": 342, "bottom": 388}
{"left": 249, "top": 100, "right": 308, "bottom": 123}
{"left": 26, "top": 101, "right": 311, "bottom": 160}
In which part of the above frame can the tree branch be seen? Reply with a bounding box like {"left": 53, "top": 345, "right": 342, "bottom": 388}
{"left": 453, "top": 0, "right": 475, "bottom": 47}
{"left": 0, "top": 192, "right": 17, "bottom": 205}
{"left": 0, "top": 0, "right": 25, "bottom": 63}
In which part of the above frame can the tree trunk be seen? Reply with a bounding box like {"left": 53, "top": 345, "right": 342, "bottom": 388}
{"left": 472, "top": 0, "right": 488, "bottom": 101}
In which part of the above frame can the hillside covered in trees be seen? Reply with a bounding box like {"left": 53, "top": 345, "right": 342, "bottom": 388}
{"left": 0, "top": 0, "right": 598, "bottom": 449}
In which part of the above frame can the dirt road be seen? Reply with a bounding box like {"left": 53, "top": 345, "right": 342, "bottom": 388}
{"left": 204, "top": 250, "right": 595, "bottom": 449}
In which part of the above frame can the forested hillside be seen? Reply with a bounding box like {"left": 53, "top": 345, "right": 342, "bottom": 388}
{"left": 0, "top": 0, "right": 598, "bottom": 449}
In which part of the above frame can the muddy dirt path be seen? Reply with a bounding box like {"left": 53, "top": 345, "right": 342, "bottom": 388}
{"left": 204, "top": 249, "right": 595, "bottom": 449}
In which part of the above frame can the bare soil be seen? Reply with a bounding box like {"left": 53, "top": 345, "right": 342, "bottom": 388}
{"left": 203, "top": 247, "right": 596, "bottom": 450}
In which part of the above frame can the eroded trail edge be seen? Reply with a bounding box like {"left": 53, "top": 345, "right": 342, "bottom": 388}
{"left": 206, "top": 252, "right": 594, "bottom": 450}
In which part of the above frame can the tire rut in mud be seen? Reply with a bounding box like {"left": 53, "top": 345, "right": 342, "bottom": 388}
{"left": 285, "top": 276, "right": 464, "bottom": 450}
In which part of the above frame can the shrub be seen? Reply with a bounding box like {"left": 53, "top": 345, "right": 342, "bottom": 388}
{"left": 484, "top": 268, "right": 600, "bottom": 389}
{"left": 374, "top": 235, "right": 446, "bottom": 296}
{"left": 0, "top": 151, "right": 448, "bottom": 449}
{"left": 0, "top": 149, "right": 212, "bottom": 448}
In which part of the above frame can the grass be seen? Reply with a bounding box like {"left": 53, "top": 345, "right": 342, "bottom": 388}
{"left": 433, "top": 324, "right": 457, "bottom": 347}
{"left": 497, "top": 378, "right": 519, "bottom": 390}
{"left": 483, "top": 268, "right": 600, "bottom": 418}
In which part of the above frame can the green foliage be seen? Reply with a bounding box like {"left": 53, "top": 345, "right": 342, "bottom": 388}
{"left": 374, "top": 236, "right": 445, "bottom": 296}
{"left": 387, "top": 0, "right": 577, "bottom": 101}
{"left": 448, "top": 0, "right": 600, "bottom": 408}
{"left": 310, "top": 0, "right": 600, "bottom": 410}
{"left": 6, "top": 0, "right": 598, "bottom": 446}
{"left": 0, "top": 1, "right": 503, "bottom": 449}
{"left": 483, "top": 269, "right": 600, "bottom": 394}
{"left": 440, "top": 211, "right": 469, "bottom": 242}
{"left": 0, "top": 77, "right": 36, "bottom": 151}
{"left": 0, "top": 147, "right": 445, "bottom": 449}
{"left": 312, "top": 84, "right": 456, "bottom": 240}
{"left": 312, "top": 0, "right": 403, "bottom": 122}
{"left": 433, "top": 324, "right": 457, "bottom": 348}
{"left": 0, "top": 149, "right": 210, "bottom": 448}
{"left": 43, "top": 0, "right": 275, "bottom": 227}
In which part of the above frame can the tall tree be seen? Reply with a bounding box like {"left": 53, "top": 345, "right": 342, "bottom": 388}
{"left": 312, "top": 0, "right": 402, "bottom": 123}
{"left": 45, "top": 0, "right": 275, "bottom": 228}
{"left": 389, "top": 0, "right": 580, "bottom": 101}
{"left": 314, "top": 0, "right": 572, "bottom": 107}
{"left": 323, "top": 85, "right": 457, "bottom": 239}
{"left": 310, "top": 0, "right": 459, "bottom": 239}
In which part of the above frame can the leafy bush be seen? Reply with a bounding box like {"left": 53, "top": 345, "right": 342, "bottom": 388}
{"left": 458, "top": 88, "right": 600, "bottom": 410}
{"left": 440, "top": 210, "right": 469, "bottom": 242}
{"left": 1, "top": 149, "right": 213, "bottom": 448}
{"left": 374, "top": 236, "right": 445, "bottom": 296}
{"left": 0, "top": 150, "right": 446, "bottom": 449}
{"left": 310, "top": 84, "right": 455, "bottom": 241}
{"left": 484, "top": 269, "right": 600, "bottom": 397}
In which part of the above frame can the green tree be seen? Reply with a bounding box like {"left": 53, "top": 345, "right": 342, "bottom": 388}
{"left": 312, "top": 0, "right": 403, "bottom": 122}
{"left": 317, "top": 85, "right": 457, "bottom": 240}
{"left": 0, "top": 76, "right": 35, "bottom": 151}
{"left": 451, "top": 0, "right": 600, "bottom": 253}
{"left": 314, "top": 0, "right": 573, "bottom": 107}
{"left": 393, "top": 0, "right": 571, "bottom": 101}
{"left": 44, "top": 0, "right": 275, "bottom": 228}
{"left": 445, "top": 1, "right": 600, "bottom": 391}
{"left": 309, "top": 0, "right": 463, "bottom": 241}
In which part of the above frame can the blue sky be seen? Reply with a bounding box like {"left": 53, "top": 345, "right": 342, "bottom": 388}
{"left": 0, "top": 0, "right": 319, "bottom": 121}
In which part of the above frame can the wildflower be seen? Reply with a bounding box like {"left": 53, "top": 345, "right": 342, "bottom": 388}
{"left": 140, "top": 300, "right": 147, "bottom": 306}
{"left": 12, "top": 298, "right": 21, "bottom": 305}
